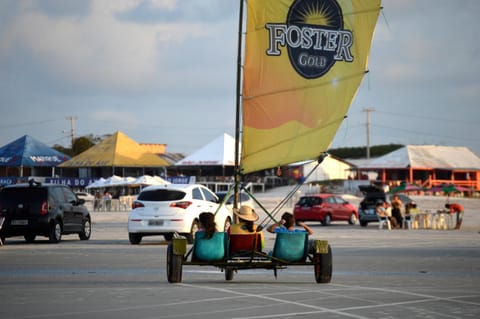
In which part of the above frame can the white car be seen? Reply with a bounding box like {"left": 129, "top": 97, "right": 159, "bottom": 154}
{"left": 128, "top": 184, "right": 232, "bottom": 244}
{"left": 215, "top": 191, "right": 256, "bottom": 213}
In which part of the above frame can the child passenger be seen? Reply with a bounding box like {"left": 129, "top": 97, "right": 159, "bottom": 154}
{"left": 267, "top": 212, "right": 313, "bottom": 235}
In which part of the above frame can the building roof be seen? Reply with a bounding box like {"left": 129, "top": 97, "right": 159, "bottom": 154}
{"left": 175, "top": 133, "right": 236, "bottom": 166}
{"left": 0, "top": 135, "right": 70, "bottom": 167}
{"left": 59, "top": 131, "right": 168, "bottom": 168}
{"left": 358, "top": 145, "right": 480, "bottom": 170}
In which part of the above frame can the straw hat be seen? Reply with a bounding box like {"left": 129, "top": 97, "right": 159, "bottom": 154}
{"left": 233, "top": 205, "right": 259, "bottom": 222}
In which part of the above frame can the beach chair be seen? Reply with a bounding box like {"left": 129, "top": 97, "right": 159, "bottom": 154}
{"left": 228, "top": 233, "right": 263, "bottom": 257}
{"left": 271, "top": 232, "right": 309, "bottom": 262}
{"left": 192, "top": 231, "right": 227, "bottom": 262}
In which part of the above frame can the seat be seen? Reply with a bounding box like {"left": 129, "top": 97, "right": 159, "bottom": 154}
{"left": 404, "top": 216, "right": 412, "bottom": 229}
{"left": 192, "top": 231, "right": 227, "bottom": 261}
{"left": 228, "top": 233, "right": 262, "bottom": 257}
{"left": 272, "top": 232, "right": 309, "bottom": 262}
{"left": 378, "top": 217, "right": 391, "bottom": 230}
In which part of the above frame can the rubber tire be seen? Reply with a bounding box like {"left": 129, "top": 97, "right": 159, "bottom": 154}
{"left": 185, "top": 220, "right": 199, "bottom": 244}
{"left": 322, "top": 214, "right": 332, "bottom": 226}
{"left": 79, "top": 218, "right": 91, "bottom": 240}
{"left": 223, "top": 217, "right": 232, "bottom": 232}
{"left": 163, "top": 233, "right": 174, "bottom": 241}
{"left": 348, "top": 213, "right": 357, "bottom": 225}
{"left": 225, "top": 267, "right": 234, "bottom": 281}
{"left": 24, "top": 234, "right": 36, "bottom": 243}
{"left": 129, "top": 233, "right": 142, "bottom": 245}
{"left": 360, "top": 221, "right": 368, "bottom": 227}
{"left": 49, "top": 220, "right": 62, "bottom": 243}
{"left": 167, "top": 243, "right": 183, "bottom": 283}
{"left": 314, "top": 244, "right": 333, "bottom": 283}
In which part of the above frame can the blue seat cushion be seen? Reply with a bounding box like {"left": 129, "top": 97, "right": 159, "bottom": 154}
{"left": 272, "top": 232, "right": 308, "bottom": 262}
{"left": 193, "top": 231, "right": 226, "bottom": 261}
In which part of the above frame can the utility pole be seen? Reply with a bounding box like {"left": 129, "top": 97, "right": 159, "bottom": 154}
{"left": 66, "top": 116, "right": 77, "bottom": 148}
{"left": 363, "top": 108, "right": 375, "bottom": 159}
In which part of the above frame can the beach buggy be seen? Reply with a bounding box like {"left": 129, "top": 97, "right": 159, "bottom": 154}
{"left": 166, "top": 0, "right": 381, "bottom": 283}
{"left": 167, "top": 221, "right": 332, "bottom": 283}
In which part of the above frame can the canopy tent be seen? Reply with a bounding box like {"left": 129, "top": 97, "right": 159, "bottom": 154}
{"left": 176, "top": 133, "right": 236, "bottom": 166}
{"left": 175, "top": 133, "right": 237, "bottom": 177}
{"left": 130, "top": 175, "right": 169, "bottom": 186}
{"left": 0, "top": 135, "right": 70, "bottom": 177}
{"left": 86, "top": 175, "right": 169, "bottom": 189}
{"left": 59, "top": 131, "right": 169, "bottom": 169}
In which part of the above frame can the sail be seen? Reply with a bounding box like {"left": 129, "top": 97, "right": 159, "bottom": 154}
{"left": 241, "top": 0, "right": 381, "bottom": 173}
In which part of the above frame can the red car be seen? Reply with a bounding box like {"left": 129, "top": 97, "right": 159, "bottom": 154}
{"left": 293, "top": 194, "right": 358, "bottom": 226}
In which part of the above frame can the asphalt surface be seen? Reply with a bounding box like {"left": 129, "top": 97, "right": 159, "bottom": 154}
{"left": 1, "top": 216, "right": 479, "bottom": 319}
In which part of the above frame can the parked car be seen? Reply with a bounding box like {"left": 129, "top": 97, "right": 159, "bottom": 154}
{"left": 358, "top": 185, "right": 414, "bottom": 227}
{"left": 215, "top": 190, "right": 256, "bottom": 212}
{"left": 75, "top": 191, "right": 95, "bottom": 202}
{"left": 293, "top": 194, "right": 358, "bottom": 226}
{"left": 128, "top": 184, "right": 232, "bottom": 244}
{"left": 0, "top": 180, "right": 92, "bottom": 243}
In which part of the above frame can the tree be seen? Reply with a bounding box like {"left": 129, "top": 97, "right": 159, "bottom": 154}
{"left": 72, "top": 136, "right": 94, "bottom": 155}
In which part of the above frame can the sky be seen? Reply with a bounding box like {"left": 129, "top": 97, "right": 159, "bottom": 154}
{"left": 0, "top": 0, "right": 479, "bottom": 157}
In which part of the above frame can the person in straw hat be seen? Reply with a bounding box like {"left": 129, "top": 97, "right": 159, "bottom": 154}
{"left": 228, "top": 205, "right": 264, "bottom": 250}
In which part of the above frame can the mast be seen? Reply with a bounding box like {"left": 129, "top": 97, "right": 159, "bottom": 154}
{"left": 233, "top": 0, "right": 244, "bottom": 214}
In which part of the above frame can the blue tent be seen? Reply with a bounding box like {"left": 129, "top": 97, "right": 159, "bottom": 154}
{"left": 0, "top": 135, "right": 70, "bottom": 176}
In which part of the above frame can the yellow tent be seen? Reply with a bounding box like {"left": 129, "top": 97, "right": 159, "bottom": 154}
{"left": 59, "top": 131, "right": 168, "bottom": 168}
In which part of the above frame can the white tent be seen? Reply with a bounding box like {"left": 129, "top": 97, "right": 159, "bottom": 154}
{"left": 175, "top": 133, "right": 237, "bottom": 166}
{"left": 359, "top": 145, "right": 480, "bottom": 169}
{"left": 129, "top": 175, "right": 169, "bottom": 186}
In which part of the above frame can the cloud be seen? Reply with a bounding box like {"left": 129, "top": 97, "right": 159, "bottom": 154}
{"left": 0, "top": 0, "right": 236, "bottom": 95}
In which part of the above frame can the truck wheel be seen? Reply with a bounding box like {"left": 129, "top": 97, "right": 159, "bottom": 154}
{"left": 24, "top": 234, "right": 36, "bottom": 243}
{"left": 49, "top": 220, "right": 62, "bottom": 243}
{"left": 79, "top": 218, "right": 91, "bottom": 240}
{"left": 129, "top": 233, "right": 142, "bottom": 245}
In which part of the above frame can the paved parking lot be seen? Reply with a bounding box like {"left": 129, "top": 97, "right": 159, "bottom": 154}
{"left": 1, "top": 215, "right": 479, "bottom": 319}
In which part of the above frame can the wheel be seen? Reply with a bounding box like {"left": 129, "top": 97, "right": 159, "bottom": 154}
{"left": 322, "top": 214, "right": 331, "bottom": 226}
{"left": 129, "top": 233, "right": 142, "bottom": 245}
{"left": 314, "top": 244, "right": 332, "bottom": 283}
{"left": 225, "top": 267, "right": 234, "bottom": 281}
{"left": 223, "top": 217, "right": 232, "bottom": 232}
{"left": 79, "top": 218, "right": 91, "bottom": 240}
{"left": 185, "top": 220, "right": 199, "bottom": 244}
{"left": 164, "top": 233, "right": 174, "bottom": 241}
{"left": 348, "top": 213, "right": 357, "bottom": 225}
{"left": 49, "top": 220, "right": 62, "bottom": 243}
{"left": 24, "top": 234, "right": 36, "bottom": 243}
{"left": 167, "top": 243, "right": 183, "bottom": 283}
{"left": 360, "top": 220, "right": 368, "bottom": 227}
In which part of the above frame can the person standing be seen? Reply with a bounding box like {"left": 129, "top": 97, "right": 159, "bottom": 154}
{"left": 391, "top": 195, "right": 404, "bottom": 229}
{"left": 445, "top": 203, "right": 464, "bottom": 230}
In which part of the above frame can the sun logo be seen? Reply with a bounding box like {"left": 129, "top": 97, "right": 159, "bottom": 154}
{"left": 299, "top": 2, "right": 334, "bottom": 26}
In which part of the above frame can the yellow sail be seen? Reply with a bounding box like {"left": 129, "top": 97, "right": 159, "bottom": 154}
{"left": 241, "top": 0, "right": 381, "bottom": 173}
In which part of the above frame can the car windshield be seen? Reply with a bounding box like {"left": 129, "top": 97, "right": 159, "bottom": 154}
{"left": 137, "top": 189, "right": 186, "bottom": 201}
{"left": 298, "top": 197, "right": 322, "bottom": 206}
{"left": 0, "top": 188, "right": 47, "bottom": 207}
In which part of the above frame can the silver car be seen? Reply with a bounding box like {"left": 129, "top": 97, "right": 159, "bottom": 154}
{"left": 128, "top": 184, "right": 232, "bottom": 244}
